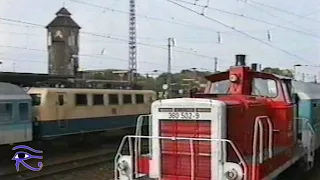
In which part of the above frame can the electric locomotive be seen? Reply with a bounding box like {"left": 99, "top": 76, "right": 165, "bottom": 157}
{"left": 0, "top": 85, "right": 156, "bottom": 145}
{"left": 114, "top": 54, "right": 316, "bottom": 180}
{"left": 28, "top": 87, "right": 156, "bottom": 138}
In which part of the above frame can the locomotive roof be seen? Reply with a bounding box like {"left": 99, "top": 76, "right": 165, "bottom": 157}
{"left": 292, "top": 81, "right": 320, "bottom": 100}
{"left": 272, "top": 74, "right": 292, "bottom": 80}
{"left": 0, "top": 82, "right": 31, "bottom": 100}
{"left": 27, "top": 87, "right": 156, "bottom": 94}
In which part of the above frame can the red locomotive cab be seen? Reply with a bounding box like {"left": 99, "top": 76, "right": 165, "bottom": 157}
{"left": 114, "top": 54, "right": 315, "bottom": 180}
{"left": 115, "top": 99, "right": 246, "bottom": 180}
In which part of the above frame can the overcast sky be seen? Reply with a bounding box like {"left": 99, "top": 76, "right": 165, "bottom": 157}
{"left": 0, "top": 0, "right": 319, "bottom": 80}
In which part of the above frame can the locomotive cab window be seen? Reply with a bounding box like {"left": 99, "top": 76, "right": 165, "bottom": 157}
{"left": 136, "top": 94, "right": 144, "bottom": 104}
{"left": 208, "top": 80, "right": 230, "bottom": 94}
{"left": 109, "top": 94, "right": 119, "bottom": 105}
{"left": 93, "top": 94, "right": 104, "bottom": 105}
{"left": 0, "top": 103, "right": 12, "bottom": 122}
{"left": 75, "top": 94, "right": 87, "bottom": 106}
{"left": 123, "top": 94, "right": 132, "bottom": 104}
{"left": 252, "top": 78, "right": 278, "bottom": 98}
{"left": 30, "top": 94, "right": 41, "bottom": 106}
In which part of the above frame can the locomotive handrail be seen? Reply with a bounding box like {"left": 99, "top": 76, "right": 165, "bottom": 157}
{"left": 295, "top": 117, "right": 316, "bottom": 171}
{"left": 114, "top": 135, "right": 248, "bottom": 180}
{"left": 252, "top": 116, "right": 273, "bottom": 180}
{"left": 134, "top": 114, "right": 152, "bottom": 176}
{"left": 295, "top": 117, "right": 316, "bottom": 134}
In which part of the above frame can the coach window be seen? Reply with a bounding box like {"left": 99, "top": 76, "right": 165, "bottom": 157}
{"left": 93, "top": 94, "right": 104, "bottom": 105}
{"left": 109, "top": 94, "right": 119, "bottom": 105}
{"left": 19, "top": 103, "right": 29, "bottom": 121}
{"left": 136, "top": 94, "right": 144, "bottom": 104}
{"left": 58, "top": 95, "right": 64, "bottom": 106}
{"left": 0, "top": 103, "right": 12, "bottom": 122}
{"left": 123, "top": 94, "right": 132, "bottom": 104}
{"left": 75, "top": 94, "right": 87, "bottom": 106}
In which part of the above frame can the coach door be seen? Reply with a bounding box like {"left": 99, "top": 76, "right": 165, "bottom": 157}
{"left": 55, "top": 93, "right": 67, "bottom": 129}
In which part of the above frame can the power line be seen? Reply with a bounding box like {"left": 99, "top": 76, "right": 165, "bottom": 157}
{"left": 166, "top": 0, "right": 314, "bottom": 64}
{"left": 0, "top": 16, "right": 230, "bottom": 61}
{"left": 81, "top": 31, "right": 230, "bottom": 61}
{"left": 68, "top": 0, "right": 283, "bottom": 35}
{"left": 0, "top": 18, "right": 313, "bottom": 66}
{"left": 246, "top": 0, "right": 320, "bottom": 24}
{"left": 269, "top": 10, "right": 320, "bottom": 32}
{"left": 174, "top": 0, "right": 320, "bottom": 39}
{"left": 0, "top": 55, "right": 212, "bottom": 72}
{"left": 0, "top": 18, "right": 43, "bottom": 27}
{"left": 68, "top": 0, "right": 221, "bottom": 33}
{"left": 239, "top": 0, "right": 319, "bottom": 34}
{"left": 0, "top": 44, "right": 215, "bottom": 71}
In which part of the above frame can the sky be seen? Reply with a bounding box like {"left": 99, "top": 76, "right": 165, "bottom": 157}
{"left": 0, "top": 0, "right": 319, "bottom": 81}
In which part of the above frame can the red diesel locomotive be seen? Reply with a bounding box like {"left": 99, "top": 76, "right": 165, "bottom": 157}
{"left": 114, "top": 54, "right": 315, "bottom": 180}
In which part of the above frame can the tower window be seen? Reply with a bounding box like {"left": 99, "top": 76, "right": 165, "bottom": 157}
{"left": 68, "top": 36, "right": 75, "bottom": 46}
{"left": 48, "top": 32, "right": 52, "bottom": 46}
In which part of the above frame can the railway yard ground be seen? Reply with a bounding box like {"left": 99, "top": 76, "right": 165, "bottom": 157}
{"left": 51, "top": 150, "right": 320, "bottom": 180}
{"left": 1, "top": 130, "right": 320, "bottom": 180}
{"left": 0, "top": 129, "right": 132, "bottom": 180}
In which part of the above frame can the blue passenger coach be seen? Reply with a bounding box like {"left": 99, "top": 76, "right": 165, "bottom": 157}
{"left": 0, "top": 82, "right": 33, "bottom": 145}
{"left": 293, "top": 80, "right": 320, "bottom": 148}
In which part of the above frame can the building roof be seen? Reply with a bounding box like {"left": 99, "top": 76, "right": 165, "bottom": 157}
{"left": 0, "top": 72, "right": 74, "bottom": 86}
{"left": 46, "top": 7, "right": 80, "bottom": 28}
{"left": 292, "top": 80, "right": 320, "bottom": 100}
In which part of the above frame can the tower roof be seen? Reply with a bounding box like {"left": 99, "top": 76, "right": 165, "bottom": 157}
{"left": 56, "top": 7, "right": 71, "bottom": 16}
{"left": 46, "top": 7, "right": 81, "bottom": 29}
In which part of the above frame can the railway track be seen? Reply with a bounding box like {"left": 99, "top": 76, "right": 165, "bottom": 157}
{"left": 0, "top": 139, "right": 148, "bottom": 180}
{"left": 0, "top": 150, "right": 115, "bottom": 180}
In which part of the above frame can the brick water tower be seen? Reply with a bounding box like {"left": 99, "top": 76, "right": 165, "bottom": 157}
{"left": 46, "top": 7, "right": 81, "bottom": 76}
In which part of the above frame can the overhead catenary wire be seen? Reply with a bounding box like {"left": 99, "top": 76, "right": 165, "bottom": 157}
{"left": 166, "top": 0, "right": 315, "bottom": 65}
{"left": 68, "top": 0, "right": 224, "bottom": 34}
{"left": 0, "top": 1, "right": 316, "bottom": 70}
{"left": 246, "top": 0, "right": 320, "bottom": 24}
{"left": 173, "top": 0, "right": 320, "bottom": 39}
{"left": 0, "top": 26, "right": 229, "bottom": 63}
{"left": 68, "top": 0, "right": 296, "bottom": 35}
{"left": 0, "top": 44, "right": 215, "bottom": 72}
{"left": 0, "top": 29, "right": 225, "bottom": 44}
{"left": 81, "top": 32, "right": 230, "bottom": 61}
{"left": 0, "top": 54, "right": 213, "bottom": 72}
{"left": 235, "top": 0, "right": 319, "bottom": 34}
{"left": 0, "top": 16, "right": 231, "bottom": 62}
{"left": 268, "top": 10, "right": 320, "bottom": 32}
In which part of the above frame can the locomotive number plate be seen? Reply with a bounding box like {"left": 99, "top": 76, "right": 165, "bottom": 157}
{"left": 168, "top": 112, "right": 200, "bottom": 119}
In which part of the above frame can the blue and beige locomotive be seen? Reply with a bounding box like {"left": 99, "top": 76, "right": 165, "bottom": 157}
{"left": 0, "top": 82, "right": 156, "bottom": 145}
